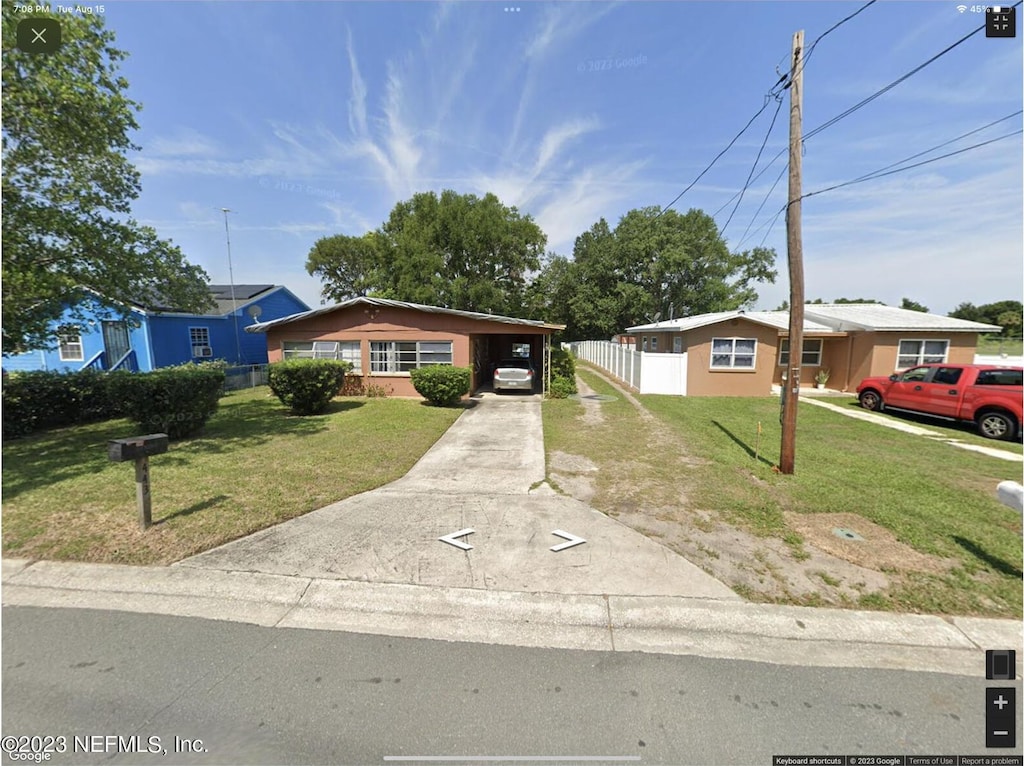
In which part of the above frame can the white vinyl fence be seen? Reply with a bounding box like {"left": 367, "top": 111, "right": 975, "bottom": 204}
{"left": 571, "top": 340, "right": 687, "bottom": 395}
{"left": 975, "top": 355, "right": 1024, "bottom": 366}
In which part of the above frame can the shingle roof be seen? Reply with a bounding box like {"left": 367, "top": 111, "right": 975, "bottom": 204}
{"left": 130, "top": 284, "right": 276, "bottom": 314}
{"left": 246, "top": 296, "right": 565, "bottom": 333}
{"left": 208, "top": 284, "right": 276, "bottom": 315}
{"left": 803, "top": 304, "right": 1002, "bottom": 332}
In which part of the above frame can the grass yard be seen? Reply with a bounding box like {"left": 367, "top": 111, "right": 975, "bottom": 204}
{"left": 2, "top": 388, "right": 462, "bottom": 565}
{"left": 830, "top": 396, "right": 1024, "bottom": 454}
{"left": 976, "top": 334, "right": 1023, "bottom": 356}
{"left": 544, "top": 366, "right": 1022, "bottom": 618}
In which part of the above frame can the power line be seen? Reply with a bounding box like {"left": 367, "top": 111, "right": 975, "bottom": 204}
{"left": 800, "top": 0, "right": 878, "bottom": 74}
{"left": 737, "top": 163, "right": 788, "bottom": 248}
{"left": 842, "top": 110, "right": 1023, "bottom": 183}
{"left": 653, "top": 93, "right": 780, "bottom": 218}
{"left": 745, "top": 124, "right": 1023, "bottom": 247}
{"left": 802, "top": 129, "right": 1023, "bottom": 200}
{"left": 803, "top": 7, "right": 1019, "bottom": 142}
{"left": 720, "top": 95, "right": 785, "bottom": 236}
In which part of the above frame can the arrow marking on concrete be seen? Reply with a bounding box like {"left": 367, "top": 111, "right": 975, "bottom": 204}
{"left": 550, "top": 529, "right": 586, "bottom": 552}
{"left": 438, "top": 528, "right": 475, "bottom": 551}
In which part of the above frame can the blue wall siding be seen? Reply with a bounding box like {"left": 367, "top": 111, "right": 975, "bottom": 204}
{"left": 2, "top": 301, "right": 149, "bottom": 373}
{"left": 2, "top": 288, "right": 309, "bottom": 373}
{"left": 148, "top": 288, "right": 309, "bottom": 367}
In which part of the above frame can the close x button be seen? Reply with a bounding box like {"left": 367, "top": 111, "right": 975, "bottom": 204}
{"left": 986, "top": 686, "right": 1016, "bottom": 748}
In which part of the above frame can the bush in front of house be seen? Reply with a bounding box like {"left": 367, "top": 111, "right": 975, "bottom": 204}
{"left": 410, "top": 365, "right": 471, "bottom": 406}
{"left": 546, "top": 376, "right": 577, "bottom": 399}
{"left": 268, "top": 358, "right": 351, "bottom": 415}
{"left": 109, "top": 361, "right": 227, "bottom": 439}
{"left": 1, "top": 368, "right": 126, "bottom": 439}
{"left": 548, "top": 347, "right": 578, "bottom": 395}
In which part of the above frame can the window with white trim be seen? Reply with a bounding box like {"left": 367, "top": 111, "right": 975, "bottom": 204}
{"left": 711, "top": 337, "right": 757, "bottom": 369}
{"left": 673, "top": 337, "right": 683, "bottom": 353}
{"left": 897, "top": 339, "right": 948, "bottom": 369}
{"left": 778, "top": 338, "right": 823, "bottom": 366}
{"left": 642, "top": 336, "right": 648, "bottom": 351}
{"left": 58, "top": 333, "right": 83, "bottom": 361}
{"left": 370, "top": 341, "right": 453, "bottom": 373}
{"left": 189, "top": 327, "right": 211, "bottom": 357}
{"left": 650, "top": 336, "right": 658, "bottom": 351}
{"left": 282, "top": 340, "right": 361, "bottom": 372}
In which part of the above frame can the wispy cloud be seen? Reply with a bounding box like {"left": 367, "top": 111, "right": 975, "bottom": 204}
{"left": 346, "top": 25, "right": 368, "bottom": 137}
{"left": 145, "top": 128, "right": 220, "bottom": 157}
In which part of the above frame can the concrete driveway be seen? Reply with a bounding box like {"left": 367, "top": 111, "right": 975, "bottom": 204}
{"left": 179, "top": 396, "right": 738, "bottom": 599}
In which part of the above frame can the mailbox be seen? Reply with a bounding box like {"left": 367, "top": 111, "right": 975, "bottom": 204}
{"left": 108, "top": 434, "right": 169, "bottom": 463}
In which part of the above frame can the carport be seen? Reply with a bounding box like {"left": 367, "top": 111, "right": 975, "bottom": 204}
{"left": 251, "top": 297, "right": 564, "bottom": 399}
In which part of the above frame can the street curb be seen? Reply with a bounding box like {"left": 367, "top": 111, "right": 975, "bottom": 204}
{"left": 3, "top": 559, "right": 1020, "bottom": 677}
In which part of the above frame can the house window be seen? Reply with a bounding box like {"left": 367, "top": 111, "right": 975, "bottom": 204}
{"left": 58, "top": 333, "right": 83, "bottom": 361}
{"left": 282, "top": 340, "right": 361, "bottom": 372}
{"left": 897, "top": 339, "right": 948, "bottom": 368}
{"left": 189, "top": 327, "right": 212, "bottom": 358}
{"left": 642, "top": 337, "right": 648, "bottom": 351}
{"left": 370, "top": 341, "right": 453, "bottom": 373}
{"left": 778, "top": 338, "right": 823, "bottom": 366}
{"left": 673, "top": 337, "right": 683, "bottom": 353}
{"left": 711, "top": 337, "right": 757, "bottom": 369}
{"left": 650, "top": 337, "right": 658, "bottom": 351}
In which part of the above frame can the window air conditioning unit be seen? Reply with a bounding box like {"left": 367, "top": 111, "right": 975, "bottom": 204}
{"left": 193, "top": 346, "right": 213, "bottom": 358}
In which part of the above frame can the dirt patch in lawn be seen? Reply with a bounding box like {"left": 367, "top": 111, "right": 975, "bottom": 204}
{"left": 608, "top": 503, "right": 892, "bottom": 603}
{"left": 574, "top": 376, "right": 606, "bottom": 426}
{"left": 784, "top": 511, "right": 960, "bottom": 575}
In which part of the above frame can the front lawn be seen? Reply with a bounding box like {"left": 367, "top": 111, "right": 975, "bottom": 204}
{"left": 544, "top": 366, "right": 1022, "bottom": 618}
{"left": 832, "top": 396, "right": 1023, "bottom": 454}
{"left": 2, "top": 388, "right": 462, "bottom": 565}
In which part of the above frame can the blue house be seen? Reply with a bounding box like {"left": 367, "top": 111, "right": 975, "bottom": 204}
{"left": 2, "top": 285, "right": 310, "bottom": 373}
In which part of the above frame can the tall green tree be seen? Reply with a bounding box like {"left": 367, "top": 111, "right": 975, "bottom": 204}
{"left": 900, "top": 298, "right": 929, "bottom": 312}
{"left": 950, "top": 300, "right": 1023, "bottom": 337}
{"left": 2, "top": 7, "right": 211, "bottom": 354}
{"left": 307, "top": 190, "right": 545, "bottom": 316}
{"left": 530, "top": 207, "right": 778, "bottom": 340}
{"left": 306, "top": 232, "right": 383, "bottom": 303}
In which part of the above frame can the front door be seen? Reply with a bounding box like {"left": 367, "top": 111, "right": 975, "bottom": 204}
{"left": 102, "top": 321, "right": 131, "bottom": 368}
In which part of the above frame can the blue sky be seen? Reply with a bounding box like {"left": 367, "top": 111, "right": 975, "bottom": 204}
{"left": 105, "top": 1, "right": 1022, "bottom": 319}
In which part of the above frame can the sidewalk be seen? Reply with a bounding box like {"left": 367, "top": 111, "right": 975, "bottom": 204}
{"left": 3, "top": 395, "right": 1020, "bottom": 678}
{"left": 800, "top": 397, "right": 1024, "bottom": 463}
{"left": 4, "top": 558, "right": 1020, "bottom": 677}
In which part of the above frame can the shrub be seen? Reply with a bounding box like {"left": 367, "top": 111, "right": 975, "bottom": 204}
{"left": 109, "top": 361, "right": 226, "bottom": 439}
{"left": 268, "top": 359, "right": 350, "bottom": 415}
{"left": 410, "top": 365, "right": 470, "bottom": 406}
{"left": 547, "top": 377, "right": 576, "bottom": 399}
{"left": 2, "top": 368, "right": 125, "bottom": 439}
{"left": 549, "top": 347, "right": 577, "bottom": 394}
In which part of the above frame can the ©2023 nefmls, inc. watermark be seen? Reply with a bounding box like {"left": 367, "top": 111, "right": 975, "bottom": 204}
{"left": 577, "top": 54, "right": 648, "bottom": 73}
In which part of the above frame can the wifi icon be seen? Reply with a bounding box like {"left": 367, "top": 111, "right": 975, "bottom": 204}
{"left": 957, "top": 4, "right": 968, "bottom": 11}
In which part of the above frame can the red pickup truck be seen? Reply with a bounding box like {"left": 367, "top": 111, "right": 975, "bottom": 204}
{"left": 856, "top": 363, "right": 1023, "bottom": 440}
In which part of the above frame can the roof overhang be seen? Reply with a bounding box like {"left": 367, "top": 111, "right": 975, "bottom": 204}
{"left": 246, "top": 296, "right": 565, "bottom": 333}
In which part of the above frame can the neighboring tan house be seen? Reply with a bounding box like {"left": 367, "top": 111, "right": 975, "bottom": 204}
{"left": 248, "top": 297, "right": 565, "bottom": 397}
{"left": 625, "top": 304, "right": 1003, "bottom": 396}
{"left": 2, "top": 285, "right": 310, "bottom": 374}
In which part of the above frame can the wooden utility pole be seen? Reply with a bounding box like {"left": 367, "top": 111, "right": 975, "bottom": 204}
{"left": 780, "top": 29, "right": 805, "bottom": 475}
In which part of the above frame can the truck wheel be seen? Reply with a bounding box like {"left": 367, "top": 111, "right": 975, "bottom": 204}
{"left": 977, "top": 412, "right": 1017, "bottom": 441}
{"left": 859, "top": 390, "right": 883, "bottom": 411}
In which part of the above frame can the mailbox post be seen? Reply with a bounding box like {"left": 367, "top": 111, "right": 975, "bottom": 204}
{"left": 108, "top": 434, "right": 169, "bottom": 530}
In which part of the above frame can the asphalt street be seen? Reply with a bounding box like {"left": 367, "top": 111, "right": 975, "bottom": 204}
{"left": 4, "top": 606, "right": 1021, "bottom": 765}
